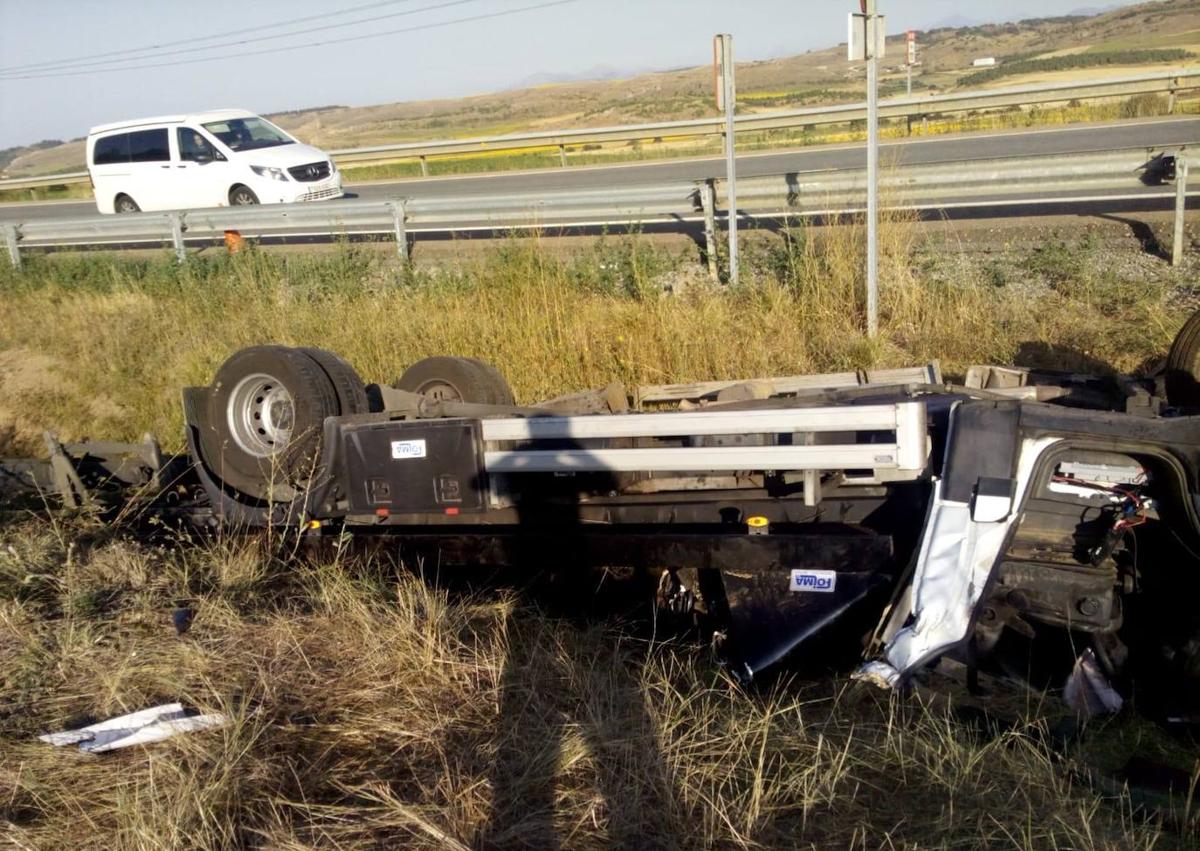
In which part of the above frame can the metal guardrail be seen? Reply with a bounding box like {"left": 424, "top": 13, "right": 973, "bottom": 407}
{"left": 2, "top": 69, "right": 1197, "bottom": 191}
{"left": 1, "top": 146, "right": 1189, "bottom": 271}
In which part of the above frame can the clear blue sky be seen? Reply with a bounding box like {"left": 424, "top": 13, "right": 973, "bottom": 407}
{"left": 0, "top": 0, "right": 1138, "bottom": 149}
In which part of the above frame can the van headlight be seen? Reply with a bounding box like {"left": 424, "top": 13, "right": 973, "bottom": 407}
{"left": 250, "top": 165, "right": 288, "bottom": 182}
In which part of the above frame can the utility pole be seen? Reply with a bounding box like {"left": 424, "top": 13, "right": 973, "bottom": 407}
{"left": 1173, "top": 155, "right": 1189, "bottom": 267}
{"left": 906, "top": 30, "right": 916, "bottom": 97}
{"left": 849, "top": 2, "right": 884, "bottom": 335}
{"left": 714, "top": 34, "right": 739, "bottom": 284}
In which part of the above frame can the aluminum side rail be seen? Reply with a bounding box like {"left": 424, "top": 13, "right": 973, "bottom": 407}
{"left": 480, "top": 401, "right": 928, "bottom": 475}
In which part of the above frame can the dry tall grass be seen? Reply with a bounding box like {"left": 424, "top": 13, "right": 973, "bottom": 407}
{"left": 0, "top": 217, "right": 1190, "bottom": 455}
{"left": 0, "top": 517, "right": 1183, "bottom": 850}
{"left": 2, "top": 225, "right": 1199, "bottom": 848}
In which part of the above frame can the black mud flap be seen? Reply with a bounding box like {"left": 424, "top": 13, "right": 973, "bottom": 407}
{"left": 716, "top": 534, "right": 893, "bottom": 680}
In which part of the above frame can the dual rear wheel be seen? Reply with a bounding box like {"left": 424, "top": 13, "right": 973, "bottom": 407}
{"left": 201, "top": 348, "right": 511, "bottom": 501}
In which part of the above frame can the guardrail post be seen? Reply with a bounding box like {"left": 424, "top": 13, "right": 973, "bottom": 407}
{"left": 419, "top": 156, "right": 429, "bottom": 178}
{"left": 4, "top": 224, "right": 21, "bottom": 270}
{"left": 699, "top": 179, "right": 718, "bottom": 281}
{"left": 1173, "top": 155, "right": 1188, "bottom": 267}
{"left": 169, "top": 212, "right": 186, "bottom": 264}
{"left": 389, "top": 200, "right": 410, "bottom": 264}
{"left": 558, "top": 145, "right": 568, "bottom": 167}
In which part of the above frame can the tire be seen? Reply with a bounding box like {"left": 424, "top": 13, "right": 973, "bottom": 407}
{"left": 229, "top": 185, "right": 260, "bottom": 206}
{"left": 114, "top": 194, "right": 140, "bottom": 214}
{"left": 202, "top": 345, "right": 339, "bottom": 500}
{"left": 465, "top": 358, "right": 516, "bottom": 406}
{"left": 1166, "top": 310, "right": 1200, "bottom": 408}
{"left": 394, "top": 356, "right": 514, "bottom": 405}
{"left": 296, "top": 347, "right": 370, "bottom": 416}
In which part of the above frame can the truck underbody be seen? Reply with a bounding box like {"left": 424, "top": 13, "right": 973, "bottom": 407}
{"left": 6, "top": 327, "right": 1200, "bottom": 714}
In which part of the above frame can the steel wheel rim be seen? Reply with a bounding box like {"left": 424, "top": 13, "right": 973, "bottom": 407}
{"left": 232, "top": 190, "right": 256, "bottom": 205}
{"left": 417, "top": 380, "right": 462, "bottom": 402}
{"left": 227, "top": 373, "right": 295, "bottom": 458}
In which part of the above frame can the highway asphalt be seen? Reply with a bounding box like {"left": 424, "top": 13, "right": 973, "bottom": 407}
{"left": 3, "top": 117, "right": 1197, "bottom": 225}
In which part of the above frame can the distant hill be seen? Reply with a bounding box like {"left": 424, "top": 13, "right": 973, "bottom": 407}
{"left": 515, "top": 65, "right": 641, "bottom": 88}
{"left": 5, "top": 0, "right": 1197, "bottom": 179}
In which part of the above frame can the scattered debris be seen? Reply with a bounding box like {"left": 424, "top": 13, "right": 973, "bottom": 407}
{"left": 39, "top": 703, "right": 226, "bottom": 753}
{"left": 1064, "top": 649, "right": 1124, "bottom": 716}
{"left": 172, "top": 604, "right": 195, "bottom": 636}
{"left": 853, "top": 660, "right": 900, "bottom": 689}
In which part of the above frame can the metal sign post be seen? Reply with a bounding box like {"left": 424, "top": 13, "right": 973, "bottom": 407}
{"left": 849, "top": 2, "right": 884, "bottom": 336}
{"left": 714, "top": 34, "right": 739, "bottom": 284}
{"left": 906, "top": 30, "right": 916, "bottom": 96}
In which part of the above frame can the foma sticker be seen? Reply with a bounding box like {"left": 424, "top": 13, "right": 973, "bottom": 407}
{"left": 391, "top": 439, "right": 427, "bottom": 460}
{"left": 789, "top": 569, "right": 837, "bottom": 593}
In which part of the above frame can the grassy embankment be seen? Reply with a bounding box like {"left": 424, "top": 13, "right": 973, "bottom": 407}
{"left": 1, "top": 225, "right": 1199, "bottom": 848}
{"left": 0, "top": 213, "right": 1192, "bottom": 454}
{"left": 1, "top": 516, "right": 1191, "bottom": 849}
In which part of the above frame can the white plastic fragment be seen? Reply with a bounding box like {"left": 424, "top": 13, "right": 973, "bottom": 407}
{"left": 39, "top": 702, "right": 227, "bottom": 753}
{"left": 1064, "top": 648, "right": 1124, "bottom": 716}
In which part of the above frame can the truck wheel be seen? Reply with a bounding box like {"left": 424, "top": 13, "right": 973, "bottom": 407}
{"left": 202, "top": 346, "right": 339, "bottom": 500}
{"left": 114, "top": 194, "right": 140, "bottom": 214}
{"left": 229, "top": 186, "right": 260, "bottom": 206}
{"left": 466, "top": 358, "right": 516, "bottom": 406}
{"left": 394, "top": 356, "right": 514, "bottom": 405}
{"left": 296, "top": 347, "right": 370, "bottom": 416}
{"left": 1166, "top": 310, "right": 1200, "bottom": 408}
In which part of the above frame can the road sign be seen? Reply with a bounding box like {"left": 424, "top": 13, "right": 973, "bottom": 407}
{"left": 907, "top": 30, "right": 916, "bottom": 65}
{"left": 847, "top": 12, "right": 886, "bottom": 61}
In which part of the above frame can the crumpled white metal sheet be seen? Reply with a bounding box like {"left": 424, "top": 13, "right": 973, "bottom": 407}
{"left": 1064, "top": 648, "right": 1124, "bottom": 716}
{"left": 860, "top": 436, "right": 1062, "bottom": 685}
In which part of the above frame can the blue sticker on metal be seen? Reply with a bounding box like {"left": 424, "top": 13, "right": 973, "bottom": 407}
{"left": 790, "top": 569, "right": 837, "bottom": 593}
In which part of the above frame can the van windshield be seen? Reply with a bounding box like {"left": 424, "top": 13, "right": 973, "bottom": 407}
{"left": 200, "top": 117, "right": 293, "bottom": 152}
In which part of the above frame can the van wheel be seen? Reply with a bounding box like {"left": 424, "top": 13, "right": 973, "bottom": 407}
{"left": 114, "top": 194, "right": 140, "bottom": 214}
{"left": 230, "top": 186, "right": 260, "bottom": 206}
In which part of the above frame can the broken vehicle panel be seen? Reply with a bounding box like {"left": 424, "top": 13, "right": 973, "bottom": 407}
{"left": 5, "top": 323, "right": 1200, "bottom": 708}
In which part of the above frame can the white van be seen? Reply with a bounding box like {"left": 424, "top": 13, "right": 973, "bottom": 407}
{"left": 86, "top": 108, "right": 342, "bottom": 214}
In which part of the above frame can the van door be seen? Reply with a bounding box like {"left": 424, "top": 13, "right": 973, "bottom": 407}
{"left": 124, "top": 128, "right": 174, "bottom": 211}
{"left": 174, "top": 127, "right": 232, "bottom": 209}
{"left": 90, "top": 132, "right": 133, "bottom": 213}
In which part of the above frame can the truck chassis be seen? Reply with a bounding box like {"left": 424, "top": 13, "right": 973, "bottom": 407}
{"left": 5, "top": 331, "right": 1200, "bottom": 707}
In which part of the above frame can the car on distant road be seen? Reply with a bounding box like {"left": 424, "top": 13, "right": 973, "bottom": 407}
{"left": 85, "top": 108, "right": 342, "bottom": 214}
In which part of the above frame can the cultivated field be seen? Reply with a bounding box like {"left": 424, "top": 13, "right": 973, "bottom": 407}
{"left": 2, "top": 219, "right": 1200, "bottom": 849}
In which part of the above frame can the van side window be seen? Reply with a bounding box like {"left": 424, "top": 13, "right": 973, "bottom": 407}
{"left": 177, "top": 128, "right": 218, "bottom": 163}
{"left": 128, "top": 128, "right": 169, "bottom": 163}
{"left": 93, "top": 134, "right": 129, "bottom": 165}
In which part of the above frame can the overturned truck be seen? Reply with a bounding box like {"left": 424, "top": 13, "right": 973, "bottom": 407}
{"left": 7, "top": 319, "right": 1200, "bottom": 710}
